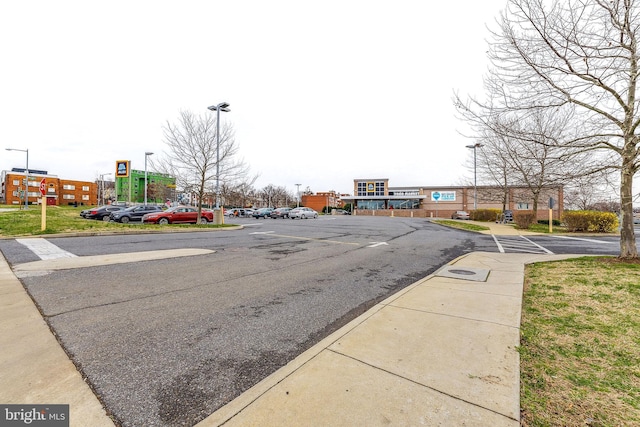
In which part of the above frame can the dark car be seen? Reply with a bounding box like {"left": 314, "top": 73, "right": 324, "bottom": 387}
{"left": 142, "top": 206, "right": 213, "bottom": 224}
{"left": 269, "top": 207, "right": 292, "bottom": 219}
{"left": 109, "top": 205, "right": 163, "bottom": 223}
{"left": 83, "top": 205, "right": 127, "bottom": 221}
{"left": 252, "top": 208, "right": 273, "bottom": 218}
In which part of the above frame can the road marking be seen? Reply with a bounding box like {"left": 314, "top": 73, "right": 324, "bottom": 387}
{"left": 520, "top": 236, "right": 554, "bottom": 254}
{"left": 253, "top": 232, "right": 359, "bottom": 245}
{"left": 367, "top": 242, "right": 389, "bottom": 248}
{"left": 553, "top": 235, "right": 617, "bottom": 244}
{"left": 16, "top": 238, "right": 77, "bottom": 260}
{"left": 12, "top": 248, "right": 215, "bottom": 278}
{"left": 491, "top": 235, "right": 553, "bottom": 254}
{"left": 492, "top": 235, "right": 505, "bottom": 253}
{"left": 250, "top": 231, "right": 275, "bottom": 234}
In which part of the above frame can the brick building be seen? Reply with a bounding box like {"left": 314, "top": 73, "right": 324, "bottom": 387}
{"left": 1, "top": 169, "right": 98, "bottom": 206}
{"left": 340, "top": 178, "right": 564, "bottom": 220}
{"left": 300, "top": 191, "right": 343, "bottom": 213}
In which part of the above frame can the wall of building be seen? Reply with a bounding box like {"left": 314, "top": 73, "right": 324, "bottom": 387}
{"left": 344, "top": 179, "right": 564, "bottom": 221}
{"left": 301, "top": 191, "right": 342, "bottom": 213}
{"left": 1, "top": 171, "right": 97, "bottom": 206}
{"left": 114, "top": 169, "right": 176, "bottom": 204}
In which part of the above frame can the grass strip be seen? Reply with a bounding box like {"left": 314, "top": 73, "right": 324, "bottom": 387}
{"left": 520, "top": 257, "right": 640, "bottom": 426}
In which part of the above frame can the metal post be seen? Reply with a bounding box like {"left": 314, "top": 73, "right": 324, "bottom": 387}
{"left": 207, "top": 103, "right": 230, "bottom": 224}
{"left": 466, "top": 143, "right": 483, "bottom": 210}
{"left": 144, "top": 152, "right": 153, "bottom": 205}
{"left": 295, "top": 183, "right": 301, "bottom": 207}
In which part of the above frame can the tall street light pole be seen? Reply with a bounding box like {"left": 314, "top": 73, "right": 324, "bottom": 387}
{"left": 295, "top": 183, "right": 301, "bottom": 207}
{"left": 465, "top": 143, "right": 483, "bottom": 210}
{"left": 207, "top": 102, "right": 230, "bottom": 210}
{"left": 6, "top": 148, "right": 29, "bottom": 209}
{"left": 144, "top": 152, "right": 154, "bottom": 205}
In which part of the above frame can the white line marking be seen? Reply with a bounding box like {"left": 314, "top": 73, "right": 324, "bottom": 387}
{"left": 16, "top": 238, "right": 78, "bottom": 260}
{"left": 492, "top": 235, "right": 505, "bottom": 253}
{"left": 520, "top": 236, "right": 554, "bottom": 254}
{"left": 552, "top": 235, "right": 617, "bottom": 244}
{"left": 367, "top": 242, "right": 389, "bottom": 248}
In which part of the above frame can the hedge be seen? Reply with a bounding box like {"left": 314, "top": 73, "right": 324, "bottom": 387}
{"left": 562, "top": 210, "right": 618, "bottom": 233}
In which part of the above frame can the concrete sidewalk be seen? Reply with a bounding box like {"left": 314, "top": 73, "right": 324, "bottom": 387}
{"left": 197, "top": 251, "right": 577, "bottom": 427}
{"left": 0, "top": 220, "right": 577, "bottom": 426}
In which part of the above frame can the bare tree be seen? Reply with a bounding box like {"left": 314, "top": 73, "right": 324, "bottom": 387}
{"left": 458, "top": 0, "right": 640, "bottom": 258}
{"left": 161, "top": 110, "right": 249, "bottom": 220}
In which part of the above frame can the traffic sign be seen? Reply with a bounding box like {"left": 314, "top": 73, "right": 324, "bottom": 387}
{"left": 39, "top": 178, "right": 46, "bottom": 196}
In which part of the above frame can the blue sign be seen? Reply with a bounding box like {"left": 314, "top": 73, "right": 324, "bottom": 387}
{"left": 431, "top": 191, "right": 456, "bottom": 202}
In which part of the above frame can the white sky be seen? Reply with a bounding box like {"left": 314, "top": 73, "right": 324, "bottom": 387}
{"left": 0, "top": 0, "right": 507, "bottom": 196}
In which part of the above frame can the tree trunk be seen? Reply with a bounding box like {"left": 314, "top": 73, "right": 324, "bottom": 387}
{"left": 619, "top": 147, "right": 638, "bottom": 258}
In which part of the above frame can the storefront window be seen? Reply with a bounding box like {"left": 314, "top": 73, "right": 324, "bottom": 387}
{"left": 389, "top": 199, "right": 420, "bottom": 209}
{"left": 357, "top": 200, "right": 385, "bottom": 210}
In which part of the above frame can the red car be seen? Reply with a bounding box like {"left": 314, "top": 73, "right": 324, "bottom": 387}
{"left": 142, "top": 206, "right": 213, "bottom": 224}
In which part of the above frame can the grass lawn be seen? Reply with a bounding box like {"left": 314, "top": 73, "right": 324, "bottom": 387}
{"left": 520, "top": 257, "right": 640, "bottom": 426}
{"left": 0, "top": 205, "right": 230, "bottom": 237}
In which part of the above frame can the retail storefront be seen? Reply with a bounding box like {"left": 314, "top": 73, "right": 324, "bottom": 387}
{"left": 341, "top": 178, "right": 564, "bottom": 220}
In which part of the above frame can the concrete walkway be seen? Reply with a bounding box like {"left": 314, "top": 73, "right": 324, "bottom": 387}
{"left": 0, "top": 221, "right": 579, "bottom": 426}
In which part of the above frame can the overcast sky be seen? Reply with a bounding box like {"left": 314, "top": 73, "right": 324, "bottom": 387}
{"left": 1, "top": 1, "right": 507, "bottom": 196}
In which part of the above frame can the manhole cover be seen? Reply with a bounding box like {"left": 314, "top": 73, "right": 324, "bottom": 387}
{"left": 448, "top": 269, "right": 476, "bottom": 275}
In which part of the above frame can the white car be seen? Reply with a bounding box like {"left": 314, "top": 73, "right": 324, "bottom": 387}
{"left": 289, "top": 207, "right": 318, "bottom": 219}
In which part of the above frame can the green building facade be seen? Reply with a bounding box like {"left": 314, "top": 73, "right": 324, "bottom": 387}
{"left": 115, "top": 169, "right": 176, "bottom": 204}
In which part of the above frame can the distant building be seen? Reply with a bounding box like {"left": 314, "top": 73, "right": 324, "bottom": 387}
{"left": 114, "top": 169, "right": 176, "bottom": 204}
{"left": 1, "top": 169, "right": 98, "bottom": 206}
{"left": 301, "top": 191, "right": 343, "bottom": 213}
{"left": 340, "top": 178, "right": 564, "bottom": 220}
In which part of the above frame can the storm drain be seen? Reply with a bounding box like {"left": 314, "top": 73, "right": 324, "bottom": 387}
{"left": 436, "top": 266, "right": 489, "bottom": 282}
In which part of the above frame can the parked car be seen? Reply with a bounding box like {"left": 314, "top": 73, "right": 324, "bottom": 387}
{"left": 270, "top": 207, "right": 292, "bottom": 219}
{"left": 228, "top": 208, "right": 254, "bottom": 218}
{"left": 83, "top": 205, "right": 127, "bottom": 221}
{"left": 252, "top": 208, "right": 274, "bottom": 218}
{"left": 451, "top": 210, "right": 470, "bottom": 220}
{"left": 289, "top": 207, "right": 318, "bottom": 219}
{"left": 333, "top": 209, "right": 351, "bottom": 215}
{"left": 142, "top": 206, "right": 212, "bottom": 224}
{"left": 109, "top": 205, "right": 163, "bottom": 223}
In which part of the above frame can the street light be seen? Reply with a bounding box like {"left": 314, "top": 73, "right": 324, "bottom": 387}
{"left": 144, "top": 152, "right": 154, "bottom": 205}
{"left": 99, "top": 173, "right": 112, "bottom": 206}
{"left": 466, "top": 143, "right": 483, "bottom": 210}
{"left": 295, "top": 183, "right": 301, "bottom": 207}
{"left": 6, "top": 148, "right": 29, "bottom": 209}
{"left": 207, "top": 102, "right": 230, "bottom": 210}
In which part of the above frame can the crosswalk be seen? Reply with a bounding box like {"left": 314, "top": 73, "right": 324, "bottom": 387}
{"left": 491, "top": 235, "right": 553, "bottom": 254}
{"left": 16, "top": 238, "right": 77, "bottom": 260}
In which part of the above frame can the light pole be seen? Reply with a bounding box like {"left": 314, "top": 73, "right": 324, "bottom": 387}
{"left": 144, "top": 152, "right": 154, "bottom": 205}
{"left": 207, "top": 102, "right": 230, "bottom": 210}
{"left": 6, "top": 148, "right": 29, "bottom": 209}
{"left": 466, "top": 143, "right": 483, "bottom": 210}
{"left": 99, "top": 173, "right": 112, "bottom": 206}
{"left": 295, "top": 183, "right": 301, "bottom": 207}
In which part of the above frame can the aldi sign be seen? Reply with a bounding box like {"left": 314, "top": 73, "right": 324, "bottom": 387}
{"left": 431, "top": 191, "right": 456, "bottom": 202}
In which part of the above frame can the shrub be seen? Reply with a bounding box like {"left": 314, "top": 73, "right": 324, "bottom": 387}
{"left": 471, "top": 208, "right": 502, "bottom": 221}
{"left": 514, "top": 212, "right": 536, "bottom": 229}
{"left": 562, "top": 210, "right": 618, "bottom": 233}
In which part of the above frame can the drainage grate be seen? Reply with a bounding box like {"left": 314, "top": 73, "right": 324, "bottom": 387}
{"left": 435, "top": 266, "right": 490, "bottom": 282}
{"left": 448, "top": 269, "right": 476, "bottom": 275}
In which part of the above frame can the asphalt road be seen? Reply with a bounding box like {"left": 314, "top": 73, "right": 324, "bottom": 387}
{"left": 0, "top": 216, "right": 635, "bottom": 426}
